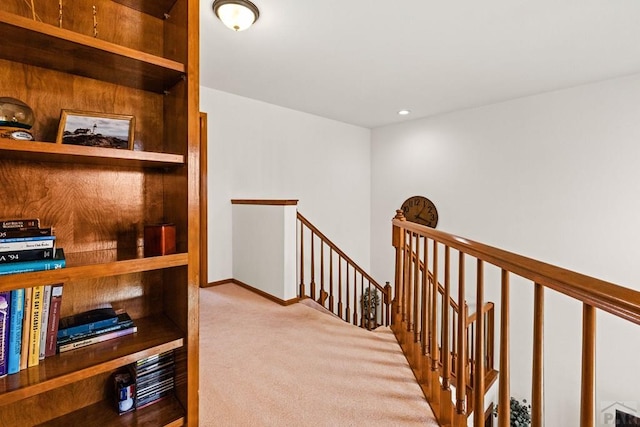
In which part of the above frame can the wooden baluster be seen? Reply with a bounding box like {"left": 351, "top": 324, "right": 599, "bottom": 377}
{"left": 498, "top": 270, "right": 510, "bottom": 427}
{"left": 392, "top": 210, "right": 406, "bottom": 329}
{"left": 580, "top": 304, "right": 596, "bottom": 427}
{"left": 329, "top": 249, "right": 335, "bottom": 313}
{"left": 487, "top": 304, "right": 494, "bottom": 372}
{"left": 401, "top": 230, "right": 409, "bottom": 329}
{"left": 352, "top": 268, "right": 358, "bottom": 326}
{"left": 338, "top": 257, "right": 343, "bottom": 320}
{"left": 532, "top": 283, "right": 544, "bottom": 427}
{"left": 440, "top": 245, "right": 453, "bottom": 424}
{"left": 454, "top": 251, "right": 467, "bottom": 426}
{"left": 359, "top": 274, "right": 364, "bottom": 328}
{"left": 345, "top": 263, "right": 351, "bottom": 323}
{"left": 310, "top": 232, "right": 316, "bottom": 300}
{"left": 421, "top": 236, "right": 431, "bottom": 396}
{"left": 468, "top": 322, "right": 474, "bottom": 387}
{"left": 413, "top": 234, "right": 421, "bottom": 366}
{"left": 384, "top": 282, "right": 392, "bottom": 327}
{"left": 451, "top": 307, "right": 457, "bottom": 377}
{"left": 319, "top": 241, "right": 325, "bottom": 305}
{"left": 299, "top": 221, "right": 305, "bottom": 297}
{"left": 430, "top": 241, "right": 440, "bottom": 413}
{"left": 473, "top": 259, "right": 485, "bottom": 427}
{"left": 407, "top": 232, "right": 415, "bottom": 347}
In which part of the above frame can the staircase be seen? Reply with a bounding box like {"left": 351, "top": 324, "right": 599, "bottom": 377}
{"left": 232, "top": 200, "right": 640, "bottom": 427}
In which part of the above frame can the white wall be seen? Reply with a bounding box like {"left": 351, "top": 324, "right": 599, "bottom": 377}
{"left": 371, "top": 74, "right": 640, "bottom": 426}
{"left": 232, "top": 204, "right": 297, "bottom": 301}
{"left": 200, "top": 87, "right": 371, "bottom": 284}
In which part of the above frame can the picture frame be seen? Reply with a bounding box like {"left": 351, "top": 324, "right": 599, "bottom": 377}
{"left": 56, "top": 110, "right": 135, "bottom": 149}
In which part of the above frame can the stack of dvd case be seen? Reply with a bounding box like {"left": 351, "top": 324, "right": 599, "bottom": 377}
{"left": 131, "top": 350, "right": 175, "bottom": 409}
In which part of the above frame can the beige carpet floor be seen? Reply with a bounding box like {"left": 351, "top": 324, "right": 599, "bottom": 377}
{"left": 199, "top": 283, "right": 439, "bottom": 426}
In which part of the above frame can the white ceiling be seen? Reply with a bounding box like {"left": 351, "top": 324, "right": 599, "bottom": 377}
{"left": 199, "top": 0, "right": 640, "bottom": 129}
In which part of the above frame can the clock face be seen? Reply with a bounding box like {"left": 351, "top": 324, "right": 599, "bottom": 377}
{"left": 401, "top": 196, "right": 438, "bottom": 228}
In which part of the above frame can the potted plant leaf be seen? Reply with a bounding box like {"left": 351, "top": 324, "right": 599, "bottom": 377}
{"left": 493, "top": 397, "right": 532, "bottom": 427}
{"left": 361, "top": 288, "right": 380, "bottom": 330}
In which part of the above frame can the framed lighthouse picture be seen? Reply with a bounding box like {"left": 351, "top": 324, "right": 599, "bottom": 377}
{"left": 56, "top": 110, "right": 135, "bottom": 149}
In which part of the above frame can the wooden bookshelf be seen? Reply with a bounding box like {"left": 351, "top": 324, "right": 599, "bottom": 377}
{"left": 0, "top": 316, "right": 183, "bottom": 406}
{"left": 38, "top": 394, "right": 185, "bottom": 427}
{"left": 0, "top": 0, "right": 199, "bottom": 424}
{"left": 0, "top": 140, "right": 184, "bottom": 168}
{"left": 0, "top": 253, "right": 188, "bottom": 291}
{"left": 0, "top": 11, "right": 185, "bottom": 93}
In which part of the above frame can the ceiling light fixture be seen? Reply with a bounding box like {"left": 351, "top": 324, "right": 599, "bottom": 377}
{"left": 398, "top": 109, "right": 411, "bottom": 116}
{"left": 213, "top": 0, "right": 260, "bottom": 32}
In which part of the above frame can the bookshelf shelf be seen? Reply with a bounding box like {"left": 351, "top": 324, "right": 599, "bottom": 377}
{"left": 38, "top": 394, "right": 185, "bottom": 427}
{"left": 0, "top": 11, "right": 185, "bottom": 94}
{"left": 0, "top": 140, "right": 184, "bottom": 168}
{"left": 0, "top": 253, "right": 188, "bottom": 292}
{"left": 112, "top": 0, "right": 180, "bottom": 19}
{"left": 0, "top": 315, "right": 183, "bottom": 407}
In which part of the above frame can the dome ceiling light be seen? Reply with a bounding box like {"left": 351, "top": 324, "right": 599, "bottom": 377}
{"left": 213, "top": 0, "right": 260, "bottom": 32}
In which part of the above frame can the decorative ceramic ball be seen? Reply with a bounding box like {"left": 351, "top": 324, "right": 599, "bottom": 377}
{"left": 0, "top": 97, "right": 35, "bottom": 129}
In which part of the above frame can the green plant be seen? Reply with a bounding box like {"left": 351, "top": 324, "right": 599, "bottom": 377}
{"left": 493, "top": 397, "right": 531, "bottom": 427}
{"left": 361, "top": 288, "right": 380, "bottom": 319}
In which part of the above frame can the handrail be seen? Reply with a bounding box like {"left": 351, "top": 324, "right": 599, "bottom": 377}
{"left": 391, "top": 210, "right": 640, "bottom": 427}
{"left": 393, "top": 218, "right": 640, "bottom": 325}
{"left": 298, "top": 212, "right": 386, "bottom": 294}
{"left": 297, "top": 212, "right": 392, "bottom": 329}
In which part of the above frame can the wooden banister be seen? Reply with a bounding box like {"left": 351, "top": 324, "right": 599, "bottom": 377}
{"left": 392, "top": 218, "right": 640, "bottom": 325}
{"left": 391, "top": 210, "right": 640, "bottom": 426}
{"left": 297, "top": 212, "right": 391, "bottom": 330}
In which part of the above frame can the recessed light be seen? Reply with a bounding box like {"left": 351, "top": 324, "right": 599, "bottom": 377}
{"left": 398, "top": 109, "right": 411, "bottom": 116}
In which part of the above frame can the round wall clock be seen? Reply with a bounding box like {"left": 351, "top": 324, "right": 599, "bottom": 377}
{"left": 401, "top": 195, "right": 438, "bottom": 228}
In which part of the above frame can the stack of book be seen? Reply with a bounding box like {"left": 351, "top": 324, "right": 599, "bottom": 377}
{"left": 0, "top": 218, "right": 68, "bottom": 377}
{"left": 56, "top": 306, "right": 137, "bottom": 353}
{"left": 131, "top": 350, "right": 175, "bottom": 409}
{"left": 0, "top": 218, "right": 66, "bottom": 276}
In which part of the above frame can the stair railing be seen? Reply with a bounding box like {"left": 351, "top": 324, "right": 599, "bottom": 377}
{"left": 297, "top": 212, "right": 392, "bottom": 329}
{"left": 391, "top": 210, "right": 640, "bottom": 427}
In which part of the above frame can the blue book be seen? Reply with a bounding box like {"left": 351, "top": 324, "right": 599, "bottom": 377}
{"left": 0, "top": 291, "right": 9, "bottom": 376}
{"left": 0, "top": 236, "right": 56, "bottom": 243}
{"left": 57, "top": 307, "right": 118, "bottom": 339}
{"left": 0, "top": 249, "right": 65, "bottom": 276}
{"left": 7, "top": 289, "right": 24, "bottom": 374}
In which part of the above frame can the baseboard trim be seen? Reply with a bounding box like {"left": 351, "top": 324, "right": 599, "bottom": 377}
{"left": 204, "top": 278, "right": 300, "bottom": 306}
{"left": 203, "top": 278, "right": 234, "bottom": 288}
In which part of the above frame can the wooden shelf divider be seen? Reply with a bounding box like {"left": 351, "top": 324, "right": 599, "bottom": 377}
{"left": 0, "top": 253, "right": 188, "bottom": 292}
{"left": 0, "top": 11, "right": 185, "bottom": 93}
{"left": 0, "top": 140, "right": 184, "bottom": 168}
{"left": 38, "top": 394, "right": 185, "bottom": 427}
{"left": 0, "top": 316, "right": 184, "bottom": 407}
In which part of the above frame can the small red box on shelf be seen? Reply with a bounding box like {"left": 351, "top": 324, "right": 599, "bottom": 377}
{"left": 143, "top": 224, "right": 176, "bottom": 257}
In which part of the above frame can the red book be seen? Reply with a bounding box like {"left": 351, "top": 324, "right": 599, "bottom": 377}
{"left": 44, "top": 284, "right": 63, "bottom": 357}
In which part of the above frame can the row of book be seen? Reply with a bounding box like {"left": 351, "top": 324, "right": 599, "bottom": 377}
{"left": 0, "top": 284, "right": 64, "bottom": 376}
{"left": 115, "top": 350, "right": 175, "bottom": 414}
{"left": 0, "top": 285, "right": 138, "bottom": 376}
{"left": 0, "top": 218, "right": 66, "bottom": 275}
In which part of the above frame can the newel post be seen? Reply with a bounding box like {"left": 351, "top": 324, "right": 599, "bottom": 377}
{"left": 392, "top": 210, "right": 406, "bottom": 330}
